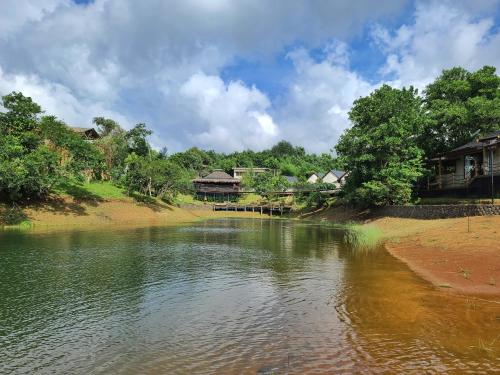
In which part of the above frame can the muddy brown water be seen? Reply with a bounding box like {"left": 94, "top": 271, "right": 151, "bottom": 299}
{"left": 0, "top": 219, "right": 499, "bottom": 374}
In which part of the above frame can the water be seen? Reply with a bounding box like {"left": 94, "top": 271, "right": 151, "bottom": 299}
{"left": 0, "top": 219, "right": 499, "bottom": 374}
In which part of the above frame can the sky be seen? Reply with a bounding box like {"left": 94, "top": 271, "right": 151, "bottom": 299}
{"left": 0, "top": 0, "right": 499, "bottom": 153}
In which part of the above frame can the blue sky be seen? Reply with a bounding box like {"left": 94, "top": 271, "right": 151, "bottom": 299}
{"left": 1, "top": 0, "right": 499, "bottom": 152}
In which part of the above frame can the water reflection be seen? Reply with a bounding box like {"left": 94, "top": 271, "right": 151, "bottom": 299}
{"left": 0, "top": 219, "right": 498, "bottom": 374}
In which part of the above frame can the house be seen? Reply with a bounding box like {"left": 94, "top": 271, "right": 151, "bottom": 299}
{"left": 193, "top": 170, "right": 241, "bottom": 201}
{"left": 283, "top": 175, "right": 298, "bottom": 184}
{"left": 423, "top": 131, "right": 500, "bottom": 197}
{"left": 233, "top": 167, "right": 271, "bottom": 180}
{"left": 322, "top": 170, "right": 346, "bottom": 188}
{"left": 307, "top": 172, "right": 324, "bottom": 184}
{"left": 71, "top": 127, "right": 100, "bottom": 140}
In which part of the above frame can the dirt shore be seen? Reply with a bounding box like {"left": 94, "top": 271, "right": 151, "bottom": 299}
{"left": 369, "top": 216, "right": 500, "bottom": 297}
{"left": 0, "top": 197, "right": 263, "bottom": 232}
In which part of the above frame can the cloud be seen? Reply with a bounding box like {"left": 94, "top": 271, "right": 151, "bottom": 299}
{"left": 274, "top": 44, "right": 376, "bottom": 152}
{"left": 0, "top": 67, "right": 132, "bottom": 128}
{"left": 180, "top": 73, "right": 278, "bottom": 151}
{"left": 373, "top": 0, "right": 500, "bottom": 89}
{"left": 0, "top": 0, "right": 498, "bottom": 153}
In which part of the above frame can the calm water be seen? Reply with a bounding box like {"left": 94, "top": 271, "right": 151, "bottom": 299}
{"left": 0, "top": 219, "right": 499, "bottom": 374}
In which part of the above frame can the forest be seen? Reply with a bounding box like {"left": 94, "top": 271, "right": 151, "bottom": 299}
{"left": 0, "top": 65, "right": 498, "bottom": 207}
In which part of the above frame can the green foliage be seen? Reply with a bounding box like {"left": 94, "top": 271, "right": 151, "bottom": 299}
{"left": 123, "top": 153, "right": 183, "bottom": 202}
{"left": 422, "top": 65, "right": 500, "bottom": 156}
{"left": 0, "top": 93, "right": 60, "bottom": 200}
{"left": 251, "top": 172, "right": 289, "bottom": 195}
{"left": 336, "top": 85, "right": 426, "bottom": 206}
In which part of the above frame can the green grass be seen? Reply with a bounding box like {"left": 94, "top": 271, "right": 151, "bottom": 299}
{"left": 238, "top": 193, "right": 263, "bottom": 205}
{"left": 174, "top": 193, "right": 205, "bottom": 205}
{"left": 344, "top": 224, "right": 383, "bottom": 249}
{"left": 56, "top": 181, "right": 128, "bottom": 200}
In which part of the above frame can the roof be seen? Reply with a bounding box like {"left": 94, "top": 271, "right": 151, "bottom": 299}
{"left": 70, "top": 127, "right": 100, "bottom": 139}
{"left": 479, "top": 130, "right": 500, "bottom": 142}
{"left": 233, "top": 167, "right": 270, "bottom": 172}
{"left": 193, "top": 170, "right": 240, "bottom": 184}
{"left": 327, "top": 169, "right": 346, "bottom": 179}
{"left": 283, "top": 175, "right": 298, "bottom": 184}
{"left": 71, "top": 127, "right": 94, "bottom": 133}
{"left": 309, "top": 172, "right": 324, "bottom": 179}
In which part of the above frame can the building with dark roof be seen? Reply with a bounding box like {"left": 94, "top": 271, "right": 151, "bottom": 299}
{"left": 424, "top": 130, "right": 500, "bottom": 196}
{"left": 71, "top": 127, "right": 100, "bottom": 140}
{"left": 193, "top": 170, "right": 241, "bottom": 201}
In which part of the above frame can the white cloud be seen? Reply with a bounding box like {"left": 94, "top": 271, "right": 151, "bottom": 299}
{"left": 0, "top": 0, "right": 498, "bottom": 153}
{"left": 0, "top": 67, "right": 132, "bottom": 128}
{"left": 180, "top": 73, "right": 279, "bottom": 151}
{"left": 373, "top": 0, "right": 500, "bottom": 89}
{"left": 274, "top": 45, "right": 376, "bottom": 152}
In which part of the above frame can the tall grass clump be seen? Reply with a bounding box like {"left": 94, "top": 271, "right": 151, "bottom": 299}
{"left": 343, "top": 224, "right": 382, "bottom": 249}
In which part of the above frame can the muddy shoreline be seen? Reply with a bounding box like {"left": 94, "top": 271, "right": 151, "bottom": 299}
{"left": 371, "top": 216, "right": 500, "bottom": 298}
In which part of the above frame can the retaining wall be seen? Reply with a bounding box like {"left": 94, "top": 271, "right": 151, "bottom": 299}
{"left": 376, "top": 204, "right": 500, "bottom": 219}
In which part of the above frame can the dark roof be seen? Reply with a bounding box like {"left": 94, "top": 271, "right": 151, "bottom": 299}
{"left": 447, "top": 132, "right": 500, "bottom": 156}
{"left": 70, "top": 127, "right": 100, "bottom": 139}
{"left": 283, "top": 175, "right": 298, "bottom": 184}
{"left": 193, "top": 170, "right": 240, "bottom": 184}
{"left": 479, "top": 130, "right": 500, "bottom": 141}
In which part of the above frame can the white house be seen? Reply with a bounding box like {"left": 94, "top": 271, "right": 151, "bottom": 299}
{"left": 321, "top": 170, "right": 346, "bottom": 188}
{"left": 307, "top": 172, "right": 324, "bottom": 184}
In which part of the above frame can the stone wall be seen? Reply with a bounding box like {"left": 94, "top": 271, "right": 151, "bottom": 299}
{"left": 376, "top": 204, "right": 500, "bottom": 219}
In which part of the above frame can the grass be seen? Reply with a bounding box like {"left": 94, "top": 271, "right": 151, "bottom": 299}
{"left": 344, "top": 224, "right": 383, "bottom": 249}
{"left": 238, "top": 193, "right": 264, "bottom": 205}
{"left": 174, "top": 193, "right": 205, "bottom": 205}
{"left": 56, "top": 181, "right": 128, "bottom": 200}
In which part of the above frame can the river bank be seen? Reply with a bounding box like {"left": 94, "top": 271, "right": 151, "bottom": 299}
{"left": 312, "top": 205, "right": 500, "bottom": 296}
{"left": 0, "top": 197, "right": 263, "bottom": 232}
{"left": 372, "top": 216, "right": 500, "bottom": 297}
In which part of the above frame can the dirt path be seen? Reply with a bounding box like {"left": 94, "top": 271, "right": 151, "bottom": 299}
{"left": 370, "top": 216, "right": 500, "bottom": 297}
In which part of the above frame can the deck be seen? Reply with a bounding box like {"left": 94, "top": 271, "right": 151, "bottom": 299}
{"left": 212, "top": 203, "right": 293, "bottom": 215}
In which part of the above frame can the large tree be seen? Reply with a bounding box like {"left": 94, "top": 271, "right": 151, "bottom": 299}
{"left": 336, "top": 85, "right": 426, "bottom": 206}
{"left": 422, "top": 65, "right": 500, "bottom": 156}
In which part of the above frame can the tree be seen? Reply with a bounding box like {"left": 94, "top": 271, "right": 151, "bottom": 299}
{"left": 93, "top": 117, "right": 120, "bottom": 137}
{"left": 0, "top": 92, "right": 60, "bottom": 200}
{"left": 336, "top": 85, "right": 426, "bottom": 206}
{"left": 126, "top": 123, "right": 152, "bottom": 157}
{"left": 422, "top": 66, "right": 500, "bottom": 156}
{"left": 93, "top": 117, "right": 128, "bottom": 179}
{"left": 123, "top": 153, "right": 182, "bottom": 201}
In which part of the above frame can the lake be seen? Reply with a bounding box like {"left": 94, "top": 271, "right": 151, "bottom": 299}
{"left": 1, "top": 219, "right": 499, "bottom": 374}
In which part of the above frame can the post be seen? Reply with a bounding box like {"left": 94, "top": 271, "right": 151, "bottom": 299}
{"left": 438, "top": 157, "right": 443, "bottom": 189}
{"left": 490, "top": 147, "right": 494, "bottom": 205}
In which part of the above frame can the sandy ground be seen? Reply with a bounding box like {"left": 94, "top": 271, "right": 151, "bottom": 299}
{"left": 1, "top": 197, "right": 264, "bottom": 232}
{"left": 370, "top": 216, "right": 500, "bottom": 296}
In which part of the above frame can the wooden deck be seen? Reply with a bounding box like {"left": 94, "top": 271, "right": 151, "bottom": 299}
{"left": 212, "top": 203, "right": 292, "bottom": 215}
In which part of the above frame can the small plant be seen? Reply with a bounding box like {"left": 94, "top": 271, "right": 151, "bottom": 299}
{"left": 488, "top": 277, "right": 496, "bottom": 286}
{"left": 459, "top": 267, "right": 471, "bottom": 280}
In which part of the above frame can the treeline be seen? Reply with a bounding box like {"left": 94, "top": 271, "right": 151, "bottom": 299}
{"left": 336, "top": 65, "right": 499, "bottom": 206}
{"left": 1, "top": 65, "right": 498, "bottom": 207}
{"left": 0, "top": 92, "right": 335, "bottom": 202}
